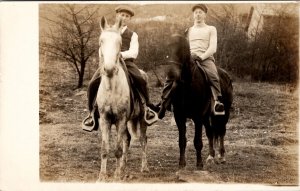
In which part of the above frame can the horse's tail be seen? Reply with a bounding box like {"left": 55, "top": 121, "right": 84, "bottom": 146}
{"left": 218, "top": 67, "right": 233, "bottom": 110}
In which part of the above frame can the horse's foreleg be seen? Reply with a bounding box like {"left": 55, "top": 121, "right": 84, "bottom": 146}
{"left": 119, "top": 128, "right": 130, "bottom": 179}
{"left": 139, "top": 121, "right": 149, "bottom": 172}
{"left": 98, "top": 118, "right": 110, "bottom": 181}
{"left": 114, "top": 117, "right": 127, "bottom": 180}
{"left": 193, "top": 118, "right": 204, "bottom": 170}
{"left": 175, "top": 116, "right": 187, "bottom": 169}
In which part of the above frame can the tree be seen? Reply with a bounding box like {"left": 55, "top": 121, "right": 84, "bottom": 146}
{"left": 209, "top": 4, "right": 251, "bottom": 75}
{"left": 40, "top": 4, "right": 99, "bottom": 88}
{"left": 208, "top": 4, "right": 298, "bottom": 84}
{"left": 251, "top": 4, "right": 298, "bottom": 83}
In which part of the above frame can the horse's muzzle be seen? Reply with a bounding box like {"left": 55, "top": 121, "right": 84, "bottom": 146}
{"left": 104, "top": 66, "right": 118, "bottom": 78}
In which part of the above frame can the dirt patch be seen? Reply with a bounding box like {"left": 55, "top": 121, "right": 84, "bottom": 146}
{"left": 39, "top": 59, "right": 298, "bottom": 185}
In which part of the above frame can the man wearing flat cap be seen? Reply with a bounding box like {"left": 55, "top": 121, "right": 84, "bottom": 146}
{"left": 82, "top": 5, "right": 156, "bottom": 130}
{"left": 189, "top": 4, "right": 225, "bottom": 115}
{"left": 157, "top": 4, "right": 225, "bottom": 119}
{"left": 192, "top": 4, "right": 208, "bottom": 13}
{"left": 115, "top": 5, "right": 135, "bottom": 17}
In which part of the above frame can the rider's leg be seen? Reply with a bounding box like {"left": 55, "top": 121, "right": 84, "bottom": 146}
{"left": 84, "top": 68, "right": 101, "bottom": 127}
{"left": 199, "top": 58, "right": 224, "bottom": 114}
{"left": 157, "top": 78, "right": 177, "bottom": 119}
{"left": 125, "top": 61, "right": 154, "bottom": 108}
{"left": 157, "top": 64, "right": 181, "bottom": 119}
{"left": 124, "top": 61, "right": 159, "bottom": 124}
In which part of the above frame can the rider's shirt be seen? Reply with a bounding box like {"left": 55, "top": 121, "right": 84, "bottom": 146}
{"left": 188, "top": 25, "right": 211, "bottom": 57}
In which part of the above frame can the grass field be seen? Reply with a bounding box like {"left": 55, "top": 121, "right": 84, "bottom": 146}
{"left": 39, "top": 59, "right": 298, "bottom": 185}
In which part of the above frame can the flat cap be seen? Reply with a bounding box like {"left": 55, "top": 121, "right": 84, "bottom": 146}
{"left": 115, "top": 5, "right": 135, "bottom": 17}
{"left": 192, "top": 4, "right": 208, "bottom": 13}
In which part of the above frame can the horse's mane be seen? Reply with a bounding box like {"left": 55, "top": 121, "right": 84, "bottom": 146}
{"left": 168, "top": 34, "right": 192, "bottom": 83}
{"left": 169, "top": 34, "right": 191, "bottom": 64}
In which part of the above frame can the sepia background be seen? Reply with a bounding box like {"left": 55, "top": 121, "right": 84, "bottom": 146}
{"left": 1, "top": 1, "right": 299, "bottom": 191}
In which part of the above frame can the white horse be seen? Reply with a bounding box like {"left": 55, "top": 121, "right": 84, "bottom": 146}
{"left": 97, "top": 16, "right": 151, "bottom": 181}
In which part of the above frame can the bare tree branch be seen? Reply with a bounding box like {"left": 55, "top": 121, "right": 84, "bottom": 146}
{"left": 40, "top": 4, "right": 99, "bottom": 88}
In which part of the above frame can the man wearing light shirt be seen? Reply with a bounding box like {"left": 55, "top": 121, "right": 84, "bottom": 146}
{"left": 188, "top": 4, "right": 224, "bottom": 115}
{"left": 157, "top": 4, "right": 224, "bottom": 119}
{"left": 83, "top": 5, "right": 154, "bottom": 129}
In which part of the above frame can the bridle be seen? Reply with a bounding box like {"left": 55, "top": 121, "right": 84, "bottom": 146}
{"left": 98, "top": 34, "right": 122, "bottom": 78}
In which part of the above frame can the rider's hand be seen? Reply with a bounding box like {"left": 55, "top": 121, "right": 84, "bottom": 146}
{"left": 191, "top": 53, "right": 202, "bottom": 62}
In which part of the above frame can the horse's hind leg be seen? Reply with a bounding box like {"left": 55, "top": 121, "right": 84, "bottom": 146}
{"left": 211, "top": 115, "right": 227, "bottom": 164}
{"left": 204, "top": 118, "right": 215, "bottom": 165}
{"left": 216, "top": 124, "right": 226, "bottom": 164}
{"left": 123, "top": 128, "right": 131, "bottom": 163}
{"left": 174, "top": 116, "right": 187, "bottom": 169}
{"left": 98, "top": 118, "right": 111, "bottom": 181}
{"left": 139, "top": 121, "right": 149, "bottom": 172}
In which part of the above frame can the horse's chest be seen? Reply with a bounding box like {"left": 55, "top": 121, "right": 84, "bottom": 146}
{"left": 97, "top": 91, "right": 129, "bottom": 114}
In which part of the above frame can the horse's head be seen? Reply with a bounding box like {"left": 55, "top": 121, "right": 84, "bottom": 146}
{"left": 99, "top": 16, "right": 122, "bottom": 78}
{"left": 165, "top": 34, "right": 192, "bottom": 82}
{"left": 167, "top": 34, "right": 191, "bottom": 66}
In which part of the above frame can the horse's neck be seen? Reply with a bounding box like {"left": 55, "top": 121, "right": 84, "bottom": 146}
{"left": 181, "top": 61, "right": 192, "bottom": 83}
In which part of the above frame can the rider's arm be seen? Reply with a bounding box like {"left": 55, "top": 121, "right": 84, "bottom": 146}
{"left": 121, "top": 32, "right": 139, "bottom": 60}
{"left": 199, "top": 26, "right": 217, "bottom": 61}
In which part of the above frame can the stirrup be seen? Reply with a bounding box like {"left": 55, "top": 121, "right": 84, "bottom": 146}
{"left": 213, "top": 102, "right": 225, "bottom": 116}
{"left": 144, "top": 107, "right": 159, "bottom": 126}
{"left": 82, "top": 110, "right": 96, "bottom": 132}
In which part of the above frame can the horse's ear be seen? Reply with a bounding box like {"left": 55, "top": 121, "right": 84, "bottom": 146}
{"left": 100, "top": 16, "right": 107, "bottom": 31}
{"left": 114, "top": 17, "right": 123, "bottom": 31}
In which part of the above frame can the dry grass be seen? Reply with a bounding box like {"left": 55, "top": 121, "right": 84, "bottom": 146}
{"left": 40, "top": 59, "right": 298, "bottom": 185}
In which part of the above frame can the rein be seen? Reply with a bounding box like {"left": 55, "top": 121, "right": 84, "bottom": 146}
{"left": 166, "top": 60, "right": 182, "bottom": 66}
{"left": 120, "top": 57, "right": 127, "bottom": 69}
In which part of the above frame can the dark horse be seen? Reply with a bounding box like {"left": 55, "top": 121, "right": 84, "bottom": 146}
{"left": 165, "top": 34, "right": 233, "bottom": 170}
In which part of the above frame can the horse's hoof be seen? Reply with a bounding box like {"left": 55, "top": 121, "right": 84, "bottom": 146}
{"left": 179, "top": 162, "right": 186, "bottom": 169}
{"left": 123, "top": 173, "right": 134, "bottom": 181}
{"left": 179, "top": 158, "right": 186, "bottom": 168}
{"left": 215, "top": 154, "right": 226, "bottom": 164}
{"left": 113, "top": 173, "right": 122, "bottom": 181}
{"left": 114, "top": 148, "right": 123, "bottom": 158}
{"left": 141, "top": 166, "right": 150, "bottom": 173}
{"left": 196, "top": 164, "right": 204, "bottom": 170}
{"left": 179, "top": 164, "right": 186, "bottom": 169}
{"left": 219, "top": 157, "right": 226, "bottom": 164}
{"left": 113, "top": 176, "right": 122, "bottom": 182}
{"left": 97, "top": 173, "right": 109, "bottom": 182}
{"left": 206, "top": 155, "right": 215, "bottom": 165}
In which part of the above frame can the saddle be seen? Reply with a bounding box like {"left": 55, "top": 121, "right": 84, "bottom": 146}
{"left": 192, "top": 58, "right": 225, "bottom": 116}
{"left": 119, "top": 59, "right": 158, "bottom": 125}
{"left": 192, "top": 57, "right": 209, "bottom": 83}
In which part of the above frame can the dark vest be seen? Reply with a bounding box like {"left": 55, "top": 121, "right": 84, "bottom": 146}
{"left": 121, "top": 28, "right": 133, "bottom": 52}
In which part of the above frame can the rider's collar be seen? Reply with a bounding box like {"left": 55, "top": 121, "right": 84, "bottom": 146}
{"left": 121, "top": 26, "right": 128, "bottom": 34}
